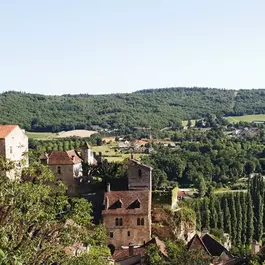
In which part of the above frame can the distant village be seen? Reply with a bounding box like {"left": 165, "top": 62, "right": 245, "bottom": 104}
{"left": 0, "top": 124, "right": 260, "bottom": 265}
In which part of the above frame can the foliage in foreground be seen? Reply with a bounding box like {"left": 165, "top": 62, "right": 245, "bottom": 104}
{"left": 0, "top": 160, "right": 111, "bottom": 265}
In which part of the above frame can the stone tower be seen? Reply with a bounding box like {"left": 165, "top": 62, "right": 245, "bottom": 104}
{"left": 80, "top": 142, "right": 94, "bottom": 164}
{"left": 127, "top": 159, "right": 152, "bottom": 191}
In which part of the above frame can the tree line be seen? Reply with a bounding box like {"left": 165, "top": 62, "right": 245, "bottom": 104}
{"left": 3, "top": 88, "right": 265, "bottom": 132}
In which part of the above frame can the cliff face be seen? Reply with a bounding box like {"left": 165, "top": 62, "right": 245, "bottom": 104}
{"left": 151, "top": 205, "right": 196, "bottom": 243}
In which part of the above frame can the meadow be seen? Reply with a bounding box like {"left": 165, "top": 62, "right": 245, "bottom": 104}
{"left": 225, "top": 114, "right": 265, "bottom": 123}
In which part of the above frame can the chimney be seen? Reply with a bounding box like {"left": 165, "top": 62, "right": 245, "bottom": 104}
{"left": 252, "top": 240, "right": 260, "bottom": 255}
{"left": 99, "top": 152, "right": 102, "bottom": 157}
{"left": 107, "top": 183, "right": 111, "bottom": 192}
{"left": 93, "top": 152, "right": 96, "bottom": 157}
{"left": 129, "top": 243, "right": 134, "bottom": 256}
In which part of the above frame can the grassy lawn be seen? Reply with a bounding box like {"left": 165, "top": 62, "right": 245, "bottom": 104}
{"left": 225, "top": 114, "right": 265, "bottom": 123}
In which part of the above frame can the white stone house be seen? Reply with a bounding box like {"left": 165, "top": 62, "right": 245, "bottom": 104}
{"left": 0, "top": 125, "right": 28, "bottom": 179}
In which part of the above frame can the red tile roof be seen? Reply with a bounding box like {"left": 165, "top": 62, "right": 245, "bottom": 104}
{"left": 112, "top": 237, "right": 167, "bottom": 262}
{"left": 0, "top": 125, "right": 18, "bottom": 139}
{"left": 102, "top": 190, "right": 151, "bottom": 215}
{"left": 112, "top": 248, "right": 146, "bottom": 261}
{"left": 47, "top": 150, "right": 82, "bottom": 165}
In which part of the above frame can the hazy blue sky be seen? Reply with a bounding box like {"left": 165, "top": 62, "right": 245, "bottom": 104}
{"left": 1, "top": 0, "right": 265, "bottom": 95}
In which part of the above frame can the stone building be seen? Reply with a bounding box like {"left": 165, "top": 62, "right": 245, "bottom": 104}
{"left": 102, "top": 159, "right": 153, "bottom": 250}
{"left": 40, "top": 142, "right": 98, "bottom": 196}
{"left": 102, "top": 188, "right": 152, "bottom": 250}
{"left": 40, "top": 150, "right": 83, "bottom": 196}
{"left": 127, "top": 159, "right": 152, "bottom": 190}
{"left": 0, "top": 125, "right": 28, "bottom": 179}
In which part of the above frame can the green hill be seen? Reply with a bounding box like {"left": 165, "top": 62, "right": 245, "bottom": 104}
{"left": 0, "top": 88, "right": 264, "bottom": 131}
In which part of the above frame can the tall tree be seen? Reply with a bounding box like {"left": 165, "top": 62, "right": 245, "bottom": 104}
{"left": 240, "top": 192, "right": 247, "bottom": 245}
{"left": 229, "top": 195, "right": 237, "bottom": 244}
{"left": 235, "top": 194, "right": 242, "bottom": 245}
{"left": 246, "top": 192, "right": 254, "bottom": 245}
{"left": 223, "top": 198, "right": 231, "bottom": 236}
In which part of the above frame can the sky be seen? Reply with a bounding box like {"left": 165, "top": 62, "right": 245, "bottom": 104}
{"left": 1, "top": 0, "right": 265, "bottom": 95}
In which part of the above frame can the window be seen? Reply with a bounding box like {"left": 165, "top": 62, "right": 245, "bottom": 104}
{"left": 137, "top": 218, "right": 144, "bottom": 226}
{"left": 128, "top": 231, "right": 131, "bottom": 237}
{"left": 57, "top": 166, "right": 62, "bottom": 174}
{"left": 110, "top": 231, "right": 114, "bottom": 238}
{"left": 9, "top": 146, "right": 12, "bottom": 154}
{"left": 138, "top": 169, "right": 142, "bottom": 177}
{"left": 115, "top": 218, "right": 123, "bottom": 226}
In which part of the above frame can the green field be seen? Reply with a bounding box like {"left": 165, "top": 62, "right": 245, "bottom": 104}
{"left": 26, "top": 132, "right": 56, "bottom": 140}
{"left": 92, "top": 143, "right": 146, "bottom": 162}
{"left": 181, "top": 120, "right": 196, "bottom": 127}
{"left": 225, "top": 114, "right": 265, "bottom": 123}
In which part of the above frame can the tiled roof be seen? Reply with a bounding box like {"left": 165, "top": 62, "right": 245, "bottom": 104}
{"left": 47, "top": 150, "right": 82, "bottom": 165}
{"left": 129, "top": 159, "right": 153, "bottom": 170}
{"left": 202, "top": 234, "right": 229, "bottom": 257}
{"left": 0, "top": 125, "right": 18, "bottom": 139}
{"left": 112, "top": 237, "right": 167, "bottom": 261}
{"left": 112, "top": 248, "right": 146, "bottom": 261}
{"left": 143, "top": 237, "right": 168, "bottom": 257}
{"left": 187, "top": 234, "right": 211, "bottom": 256}
{"left": 102, "top": 190, "right": 151, "bottom": 215}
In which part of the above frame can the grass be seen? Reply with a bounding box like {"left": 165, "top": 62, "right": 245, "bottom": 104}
{"left": 182, "top": 120, "right": 196, "bottom": 127}
{"left": 213, "top": 188, "right": 247, "bottom": 194}
{"left": 225, "top": 114, "right": 265, "bottom": 123}
{"left": 26, "top": 132, "right": 56, "bottom": 140}
{"left": 92, "top": 142, "right": 147, "bottom": 162}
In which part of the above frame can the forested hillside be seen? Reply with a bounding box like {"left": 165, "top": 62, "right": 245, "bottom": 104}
{"left": 1, "top": 88, "right": 265, "bottom": 132}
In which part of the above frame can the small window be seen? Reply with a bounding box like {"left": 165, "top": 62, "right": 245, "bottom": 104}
{"left": 9, "top": 146, "right": 12, "bottom": 154}
{"left": 115, "top": 218, "right": 123, "bottom": 226}
{"left": 137, "top": 218, "right": 140, "bottom": 226}
{"left": 110, "top": 231, "right": 114, "bottom": 238}
{"left": 57, "top": 166, "right": 61, "bottom": 174}
{"left": 141, "top": 218, "right": 144, "bottom": 226}
{"left": 128, "top": 231, "right": 131, "bottom": 237}
{"left": 138, "top": 169, "right": 142, "bottom": 177}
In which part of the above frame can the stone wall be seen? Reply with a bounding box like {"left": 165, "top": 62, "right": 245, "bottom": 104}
{"left": 104, "top": 214, "right": 151, "bottom": 248}
{"left": 127, "top": 162, "right": 151, "bottom": 190}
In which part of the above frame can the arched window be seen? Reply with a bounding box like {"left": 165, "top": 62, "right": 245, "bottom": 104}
{"left": 119, "top": 218, "right": 123, "bottom": 226}
{"left": 137, "top": 218, "right": 140, "bottom": 226}
{"left": 57, "top": 166, "right": 61, "bottom": 174}
{"left": 115, "top": 218, "right": 119, "bottom": 226}
{"left": 141, "top": 218, "right": 144, "bottom": 226}
{"left": 138, "top": 169, "right": 142, "bottom": 177}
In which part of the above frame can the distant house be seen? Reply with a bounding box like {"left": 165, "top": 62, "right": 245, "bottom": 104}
{"left": 0, "top": 125, "right": 28, "bottom": 179}
{"left": 40, "top": 142, "right": 97, "bottom": 196}
{"left": 187, "top": 234, "right": 243, "bottom": 265}
{"left": 40, "top": 150, "right": 83, "bottom": 196}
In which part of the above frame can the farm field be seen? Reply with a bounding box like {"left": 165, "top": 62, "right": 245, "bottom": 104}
{"left": 181, "top": 120, "right": 196, "bottom": 127}
{"left": 92, "top": 142, "right": 146, "bottom": 162}
{"left": 26, "top": 130, "right": 97, "bottom": 140}
{"left": 225, "top": 114, "right": 265, "bottom": 123}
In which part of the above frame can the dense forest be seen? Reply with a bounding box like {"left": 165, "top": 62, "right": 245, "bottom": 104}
{"left": 2, "top": 88, "right": 265, "bottom": 132}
